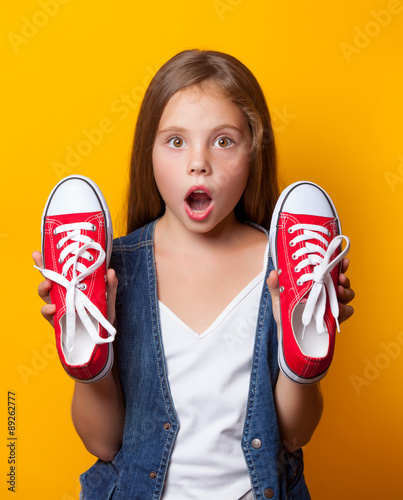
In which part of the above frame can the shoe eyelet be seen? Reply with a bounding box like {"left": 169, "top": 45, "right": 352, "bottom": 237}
{"left": 294, "top": 266, "right": 300, "bottom": 273}
{"left": 56, "top": 243, "right": 61, "bottom": 249}
{"left": 291, "top": 254, "right": 297, "bottom": 260}
{"left": 88, "top": 255, "right": 94, "bottom": 262}
{"left": 289, "top": 241, "right": 295, "bottom": 247}
{"left": 53, "top": 229, "right": 58, "bottom": 235}
{"left": 279, "top": 286, "right": 284, "bottom": 293}
{"left": 277, "top": 269, "right": 282, "bottom": 276}
{"left": 288, "top": 227, "right": 294, "bottom": 234}
{"left": 58, "top": 258, "right": 63, "bottom": 264}
{"left": 297, "top": 280, "right": 303, "bottom": 286}
{"left": 91, "top": 224, "right": 97, "bottom": 231}
{"left": 77, "top": 283, "right": 87, "bottom": 291}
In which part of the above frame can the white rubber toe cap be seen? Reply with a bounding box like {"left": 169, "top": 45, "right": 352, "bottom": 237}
{"left": 281, "top": 181, "right": 336, "bottom": 218}
{"left": 46, "top": 176, "right": 103, "bottom": 216}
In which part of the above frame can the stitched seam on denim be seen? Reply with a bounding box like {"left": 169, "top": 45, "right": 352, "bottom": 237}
{"left": 147, "top": 223, "right": 168, "bottom": 499}
{"left": 113, "top": 237, "right": 127, "bottom": 292}
{"left": 145, "top": 221, "right": 177, "bottom": 499}
{"left": 241, "top": 262, "right": 271, "bottom": 500}
{"left": 114, "top": 240, "right": 152, "bottom": 251}
{"left": 148, "top": 223, "right": 174, "bottom": 418}
{"left": 152, "top": 433, "right": 176, "bottom": 500}
{"left": 252, "top": 289, "right": 270, "bottom": 500}
{"left": 287, "top": 465, "right": 302, "bottom": 492}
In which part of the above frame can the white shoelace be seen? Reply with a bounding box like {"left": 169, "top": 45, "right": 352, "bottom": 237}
{"left": 35, "top": 222, "right": 117, "bottom": 353}
{"left": 288, "top": 223, "right": 350, "bottom": 338}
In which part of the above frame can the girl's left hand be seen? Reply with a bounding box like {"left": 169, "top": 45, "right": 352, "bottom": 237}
{"left": 337, "top": 258, "right": 355, "bottom": 324}
{"left": 267, "top": 257, "right": 355, "bottom": 330}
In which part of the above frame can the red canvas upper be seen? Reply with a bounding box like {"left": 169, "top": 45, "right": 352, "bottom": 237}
{"left": 276, "top": 212, "right": 341, "bottom": 380}
{"left": 43, "top": 210, "right": 110, "bottom": 381}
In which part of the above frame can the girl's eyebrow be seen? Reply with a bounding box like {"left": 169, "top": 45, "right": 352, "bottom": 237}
{"left": 156, "top": 126, "right": 187, "bottom": 135}
{"left": 157, "top": 124, "right": 244, "bottom": 135}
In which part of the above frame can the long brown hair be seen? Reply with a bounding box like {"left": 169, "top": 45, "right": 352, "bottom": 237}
{"left": 126, "top": 49, "right": 278, "bottom": 234}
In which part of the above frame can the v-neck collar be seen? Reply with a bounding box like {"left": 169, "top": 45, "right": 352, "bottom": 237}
{"left": 158, "top": 241, "right": 269, "bottom": 338}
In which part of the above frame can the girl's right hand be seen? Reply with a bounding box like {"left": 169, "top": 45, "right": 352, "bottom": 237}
{"left": 32, "top": 250, "right": 118, "bottom": 327}
{"left": 33, "top": 250, "right": 56, "bottom": 327}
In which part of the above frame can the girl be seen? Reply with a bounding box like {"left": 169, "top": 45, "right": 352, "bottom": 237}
{"left": 34, "top": 49, "right": 354, "bottom": 499}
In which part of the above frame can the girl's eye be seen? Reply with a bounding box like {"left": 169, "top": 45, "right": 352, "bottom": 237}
{"left": 214, "top": 137, "right": 233, "bottom": 148}
{"left": 168, "top": 137, "right": 185, "bottom": 148}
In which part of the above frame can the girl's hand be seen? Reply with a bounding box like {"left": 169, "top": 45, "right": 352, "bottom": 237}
{"left": 105, "top": 268, "right": 118, "bottom": 327}
{"left": 32, "top": 251, "right": 119, "bottom": 327}
{"left": 267, "top": 270, "right": 281, "bottom": 329}
{"left": 267, "top": 257, "right": 355, "bottom": 337}
{"left": 337, "top": 257, "right": 355, "bottom": 324}
{"left": 32, "top": 250, "right": 56, "bottom": 326}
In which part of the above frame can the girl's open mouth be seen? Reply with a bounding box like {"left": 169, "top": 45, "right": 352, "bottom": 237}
{"left": 185, "top": 187, "right": 213, "bottom": 221}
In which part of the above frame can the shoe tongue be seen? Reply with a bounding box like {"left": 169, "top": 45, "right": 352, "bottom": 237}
{"left": 47, "top": 212, "right": 102, "bottom": 225}
{"left": 283, "top": 212, "right": 335, "bottom": 226}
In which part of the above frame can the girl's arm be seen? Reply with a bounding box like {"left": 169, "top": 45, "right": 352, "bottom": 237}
{"left": 268, "top": 258, "right": 354, "bottom": 452}
{"left": 273, "top": 373, "right": 323, "bottom": 452}
{"left": 71, "top": 363, "right": 125, "bottom": 462}
{"left": 71, "top": 268, "right": 125, "bottom": 461}
{"left": 33, "top": 252, "right": 125, "bottom": 462}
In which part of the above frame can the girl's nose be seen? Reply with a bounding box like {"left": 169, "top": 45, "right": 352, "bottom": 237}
{"left": 187, "top": 148, "right": 212, "bottom": 175}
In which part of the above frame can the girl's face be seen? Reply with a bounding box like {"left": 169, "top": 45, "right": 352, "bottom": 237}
{"left": 152, "top": 84, "right": 252, "bottom": 235}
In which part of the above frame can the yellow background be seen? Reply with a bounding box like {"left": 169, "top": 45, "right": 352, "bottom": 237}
{"left": 1, "top": 1, "right": 402, "bottom": 498}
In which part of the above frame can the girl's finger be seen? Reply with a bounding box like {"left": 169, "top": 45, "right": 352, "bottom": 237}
{"left": 41, "top": 303, "right": 56, "bottom": 326}
{"left": 340, "top": 257, "right": 350, "bottom": 274}
{"left": 32, "top": 250, "right": 43, "bottom": 269}
{"left": 337, "top": 284, "right": 355, "bottom": 305}
{"left": 38, "top": 279, "right": 52, "bottom": 303}
{"left": 338, "top": 303, "right": 354, "bottom": 325}
{"left": 267, "top": 270, "right": 281, "bottom": 329}
{"left": 266, "top": 269, "right": 279, "bottom": 296}
{"left": 106, "top": 268, "right": 118, "bottom": 325}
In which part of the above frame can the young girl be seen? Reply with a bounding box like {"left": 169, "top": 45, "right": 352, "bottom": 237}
{"left": 34, "top": 49, "right": 354, "bottom": 500}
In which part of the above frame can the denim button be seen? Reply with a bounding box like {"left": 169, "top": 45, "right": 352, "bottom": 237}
{"left": 264, "top": 488, "right": 274, "bottom": 498}
{"left": 251, "top": 438, "right": 262, "bottom": 449}
{"left": 149, "top": 471, "right": 157, "bottom": 479}
{"left": 163, "top": 423, "right": 171, "bottom": 431}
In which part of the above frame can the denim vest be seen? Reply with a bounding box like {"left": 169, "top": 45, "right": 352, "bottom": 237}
{"left": 79, "top": 220, "right": 311, "bottom": 500}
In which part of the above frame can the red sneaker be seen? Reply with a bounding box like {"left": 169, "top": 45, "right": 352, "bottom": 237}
{"left": 35, "top": 175, "right": 116, "bottom": 383}
{"left": 270, "top": 181, "right": 350, "bottom": 384}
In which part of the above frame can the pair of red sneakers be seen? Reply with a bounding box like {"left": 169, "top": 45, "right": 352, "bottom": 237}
{"left": 36, "top": 177, "right": 349, "bottom": 385}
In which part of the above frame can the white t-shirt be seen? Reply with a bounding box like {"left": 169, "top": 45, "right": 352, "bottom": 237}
{"left": 160, "top": 243, "right": 268, "bottom": 500}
